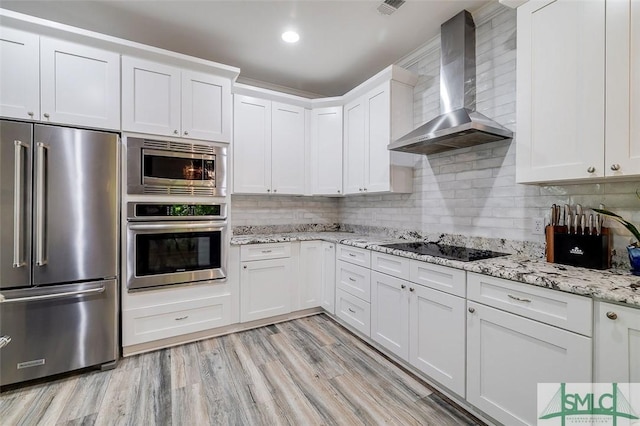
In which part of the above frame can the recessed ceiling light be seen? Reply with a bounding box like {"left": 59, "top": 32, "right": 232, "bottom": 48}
{"left": 281, "top": 31, "right": 300, "bottom": 43}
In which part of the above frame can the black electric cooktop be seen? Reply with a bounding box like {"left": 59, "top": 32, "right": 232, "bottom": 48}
{"left": 381, "top": 242, "right": 509, "bottom": 262}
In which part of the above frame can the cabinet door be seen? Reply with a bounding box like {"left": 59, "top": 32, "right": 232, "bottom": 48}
{"left": 0, "top": 27, "right": 39, "bottom": 121}
{"left": 311, "top": 106, "right": 343, "bottom": 195}
{"left": 365, "top": 82, "right": 391, "bottom": 193}
{"left": 240, "top": 258, "right": 292, "bottom": 322}
{"left": 594, "top": 302, "right": 640, "bottom": 383}
{"left": 410, "top": 285, "right": 466, "bottom": 398}
{"left": 122, "top": 56, "right": 180, "bottom": 136}
{"left": 370, "top": 271, "right": 409, "bottom": 360}
{"left": 467, "top": 301, "right": 592, "bottom": 426}
{"left": 298, "top": 241, "right": 322, "bottom": 310}
{"left": 181, "top": 70, "right": 231, "bottom": 142}
{"left": 343, "top": 98, "right": 366, "bottom": 194}
{"left": 320, "top": 242, "right": 336, "bottom": 314}
{"left": 40, "top": 37, "right": 120, "bottom": 130}
{"left": 516, "top": 0, "right": 605, "bottom": 182}
{"left": 271, "top": 102, "right": 306, "bottom": 195}
{"left": 606, "top": 0, "right": 640, "bottom": 176}
{"left": 233, "top": 95, "right": 272, "bottom": 194}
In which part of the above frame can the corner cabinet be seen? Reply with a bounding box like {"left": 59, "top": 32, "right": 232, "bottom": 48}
{"left": 233, "top": 95, "right": 306, "bottom": 195}
{"left": 594, "top": 301, "right": 640, "bottom": 383}
{"left": 0, "top": 28, "right": 120, "bottom": 130}
{"left": 310, "top": 106, "right": 343, "bottom": 196}
{"left": 516, "top": 0, "right": 640, "bottom": 183}
{"left": 343, "top": 80, "right": 415, "bottom": 194}
{"left": 122, "top": 56, "right": 231, "bottom": 142}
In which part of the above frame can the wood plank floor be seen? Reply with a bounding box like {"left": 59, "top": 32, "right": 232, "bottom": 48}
{"left": 0, "top": 314, "right": 482, "bottom": 425}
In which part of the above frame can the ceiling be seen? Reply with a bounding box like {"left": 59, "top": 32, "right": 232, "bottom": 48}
{"left": 1, "top": 0, "right": 491, "bottom": 97}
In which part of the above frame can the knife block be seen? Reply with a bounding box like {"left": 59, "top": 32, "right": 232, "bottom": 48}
{"left": 545, "top": 226, "right": 611, "bottom": 269}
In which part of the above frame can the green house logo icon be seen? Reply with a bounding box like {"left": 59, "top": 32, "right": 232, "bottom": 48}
{"left": 539, "top": 383, "right": 639, "bottom": 425}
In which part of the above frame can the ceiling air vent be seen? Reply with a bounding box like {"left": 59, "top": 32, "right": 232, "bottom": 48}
{"left": 377, "top": 0, "right": 405, "bottom": 15}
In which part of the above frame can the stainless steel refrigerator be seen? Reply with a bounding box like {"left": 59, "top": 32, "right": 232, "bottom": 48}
{"left": 0, "top": 120, "right": 119, "bottom": 386}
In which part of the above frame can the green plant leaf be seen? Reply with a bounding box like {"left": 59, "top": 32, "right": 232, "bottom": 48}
{"left": 593, "top": 208, "right": 640, "bottom": 243}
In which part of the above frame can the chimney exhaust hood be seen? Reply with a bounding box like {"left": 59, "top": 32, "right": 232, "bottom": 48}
{"left": 388, "top": 10, "right": 513, "bottom": 155}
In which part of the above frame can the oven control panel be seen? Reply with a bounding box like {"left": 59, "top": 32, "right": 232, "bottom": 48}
{"left": 127, "top": 203, "right": 226, "bottom": 221}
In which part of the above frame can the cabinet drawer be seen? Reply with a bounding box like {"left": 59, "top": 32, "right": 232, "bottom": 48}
{"left": 467, "top": 273, "right": 593, "bottom": 336}
{"left": 337, "top": 244, "right": 371, "bottom": 267}
{"left": 240, "top": 242, "right": 291, "bottom": 261}
{"left": 410, "top": 261, "right": 466, "bottom": 297}
{"left": 336, "top": 289, "right": 371, "bottom": 337}
{"left": 336, "top": 260, "right": 371, "bottom": 302}
{"left": 371, "top": 251, "right": 410, "bottom": 280}
{"left": 122, "top": 293, "right": 232, "bottom": 346}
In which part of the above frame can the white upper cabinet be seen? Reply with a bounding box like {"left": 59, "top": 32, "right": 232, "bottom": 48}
{"left": 516, "top": 0, "right": 605, "bottom": 183}
{"left": 233, "top": 94, "right": 306, "bottom": 195}
{"left": 40, "top": 37, "right": 120, "bottom": 130}
{"left": 605, "top": 0, "right": 640, "bottom": 177}
{"left": 181, "top": 70, "right": 231, "bottom": 142}
{"left": 311, "top": 106, "right": 343, "bottom": 195}
{"left": 122, "top": 56, "right": 181, "bottom": 137}
{"left": 123, "top": 56, "right": 231, "bottom": 141}
{"left": 517, "top": 0, "right": 640, "bottom": 182}
{"left": 271, "top": 102, "right": 306, "bottom": 195}
{"left": 0, "top": 29, "right": 120, "bottom": 130}
{"left": 0, "top": 27, "right": 39, "bottom": 120}
{"left": 343, "top": 80, "right": 414, "bottom": 194}
{"left": 233, "top": 95, "right": 272, "bottom": 194}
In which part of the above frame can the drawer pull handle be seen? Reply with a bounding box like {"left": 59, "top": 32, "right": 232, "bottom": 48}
{"left": 401, "top": 284, "right": 406, "bottom": 289}
{"left": 348, "top": 277, "right": 356, "bottom": 282}
{"left": 261, "top": 250, "right": 272, "bottom": 254}
{"left": 468, "top": 307, "right": 475, "bottom": 313}
{"left": 508, "top": 294, "right": 531, "bottom": 303}
{"left": 606, "top": 311, "right": 618, "bottom": 320}
{"left": 348, "top": 253, "right": 356, "bottom": 257}
{"left": 348, "top": 308, "right": 356, "bottom": 314}
{"left": 175, "top": 316, "right": 189, "bottom": 321}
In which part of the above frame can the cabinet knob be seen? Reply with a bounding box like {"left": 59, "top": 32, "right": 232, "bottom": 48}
{"left": 468, "top": 307, "right": 475, "bottom": 313}
{"left": 606, "top": 311, "right": 617, "bottom": 320}
{"left": 610, "top": 164, "right": 621, "bottom": 171}
{"left": 409, "top": 287, "right": 415, "bottom": 292}
{"left": 27, "top": 111, "right": 34, "bottom": 117}
{"left": 359, "top": 188, "right": 363, "bottom": 192}
{"left": 184, "top": 131, "right": 189, "bottom": 136}
{"left": 363, "top": 188, "right": 367, "bottom": 192}
{"left": 174, "top": 130, "right": 179, "bottom": 135}
{"left": 267, "top": 189, "right": 271, "bottom": 192}
{"left": 337, "top": 190, "right": 341, "bottom": 193}
{"left": 587, "top": 166, "right": 595, "bottom": 173}
{"left": 273, "top": 189, "right": 277, "bottom": 193}
{"left": 401, "top": 284, "right": 406, "bottom": 289}
{"left": 243, "top": 265, "right": 247, "bottom": 269}
{"left": 43, "top": 113, "right": 50, "bottom": 119}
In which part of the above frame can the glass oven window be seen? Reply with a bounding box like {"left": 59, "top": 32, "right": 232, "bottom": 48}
{"left": 135, "top": 231, "right": 222, "bottom": 276}
{"left": 143, "top": 154, "right": 215, "bottom": 182}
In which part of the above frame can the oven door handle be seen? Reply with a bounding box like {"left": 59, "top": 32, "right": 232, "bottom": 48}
{"left": 128, "top": 222, "right": 227, "bottom": 231}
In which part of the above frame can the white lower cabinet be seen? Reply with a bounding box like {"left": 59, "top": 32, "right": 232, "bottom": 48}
{"left": 370, "top": 271, "right": 409, "bottom": 360}
{"left": 240, "top": 257, "right": 292, "bottom": 322}
{"left": 298, "top": 241, "right": 323, "bottom": 310}
{"left": 409, "top": 284, "right": 466, "bottom": 398}
{"left": 320, "top": 242, "right": 336, "bottom": 314}
{"left": 466, "top": 301, "right": 592, "bottom": 426}
{"left": 336, "top": 289, "right": 371, "bottom": 336}
{"left": 594, "top": 301, "right": 640, "bottom": 383}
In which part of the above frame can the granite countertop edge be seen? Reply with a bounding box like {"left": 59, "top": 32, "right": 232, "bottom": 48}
{"left": 230, "top": 232, "right": 640, "bottom": 308}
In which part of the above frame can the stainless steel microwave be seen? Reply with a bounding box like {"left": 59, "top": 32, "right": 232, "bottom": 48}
{"left": 126, "top": 137, "right": 227, "bottom": 196}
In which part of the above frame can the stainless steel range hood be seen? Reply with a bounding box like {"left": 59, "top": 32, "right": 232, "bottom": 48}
{"left": 389, "top": 10, "right": 513, "bottom": 155}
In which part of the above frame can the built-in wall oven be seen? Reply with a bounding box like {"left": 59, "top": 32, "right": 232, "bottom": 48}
{"left": 127, "top": 137, "right": 227, "bottom": 197}
{"left": 126, "top": 202, "right": 227, "bottom": 291}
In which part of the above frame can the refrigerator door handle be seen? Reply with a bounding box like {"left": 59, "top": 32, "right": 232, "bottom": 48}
{"left": 13, "top": 140, "right": 28, "bottom": 268}
{"left": 35, "top": 142, "right": 48, "bottom": 267}
{"left": 0, "top": 285, "right": 105, "bottom": 303}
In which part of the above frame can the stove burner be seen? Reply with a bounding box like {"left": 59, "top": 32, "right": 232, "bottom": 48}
{"left": 380, "top": 242, "right": 508, "bottom": 262}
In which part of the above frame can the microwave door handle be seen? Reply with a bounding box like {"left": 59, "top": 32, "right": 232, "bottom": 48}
{"left": 35, "top": 142, "right": 48, "bottom": 266}
{"left": 13, "top": 140, "right": 28, "bottom": 268}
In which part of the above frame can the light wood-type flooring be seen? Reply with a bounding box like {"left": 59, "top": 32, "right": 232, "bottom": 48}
{"left": 0, "top": 314, "right": 482, "bottom": 425}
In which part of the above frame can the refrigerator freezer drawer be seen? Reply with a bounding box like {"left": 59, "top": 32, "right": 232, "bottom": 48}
{"left": 0, "top": 279, "right": 118, "bottom": 386}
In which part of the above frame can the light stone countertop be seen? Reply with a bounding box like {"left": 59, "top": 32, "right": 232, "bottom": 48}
{"left": 231, "top": 231, "right": 640, "bottom": 308}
